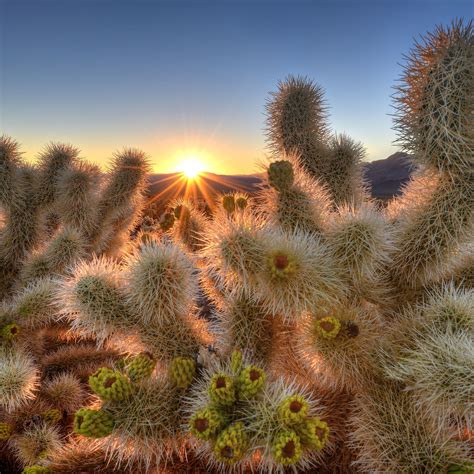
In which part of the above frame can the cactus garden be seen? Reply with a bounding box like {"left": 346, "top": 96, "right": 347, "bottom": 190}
{"left": 0, "top": 20, "right": 472, "bottom": 473}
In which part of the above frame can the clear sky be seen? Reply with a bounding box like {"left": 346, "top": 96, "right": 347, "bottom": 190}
{"left": 0, "top": 0, "right": 471, "bottom": 174}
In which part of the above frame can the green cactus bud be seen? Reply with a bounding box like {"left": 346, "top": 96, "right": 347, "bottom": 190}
{"left": 213, "top": 422, "right": 248, "bottom": 464}
{"left": 209, "top": 373, "right": 236, "bottom": 407}
{"left": 42, "top": 408, "right": 62, "bottom": 425}
{"left": 189, "top": 406, "right": 226, "bottom": 440}
{"left": 268, "top": 251, "right": 296, "bottom": 279}
{"left": 126, "top": 352, "right": 156, "bottom": 382}
{"left": 237, "top": 366, "right": 265, "bottom": 399}
{"left": 230, "top": 350, "right": 243, "bottom": 374}
{"left": 0, "top": 422, "right": 13, "bottom": 441}
{"left": 272, "top": 430, "right": 302, "bottom": 466}
{"left": 296, "top": 417, "right": 329, "bottom": 450}
{"left": 88, "top": 367, "right": 132, "bottom": 402}
{"left": 268, "top": 160, "right": 294, "bottom": 191}
{"left": 73, "top": 408, "right": 114, "bottom": 438}
{"left": 314, "top": 316, "right": 341, "bottom": 339}
{"left": 21, "top": 467, "right": 51, "bottom": 474}
{"left": 1, "top": 323, "right": 20, "bottom": 340}
{"left": 222, "top": 195, "right": 236, "bottom": 214}
{"left": 448, "top": 464, "right": 474, "bottom": 474}
{"left": 169, "top": 357, "right": 196, "bottom": 389}
{"left": 278, "top": 394, "right": 309, "bottom": 426}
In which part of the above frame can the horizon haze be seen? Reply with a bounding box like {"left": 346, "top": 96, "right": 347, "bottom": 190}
{"left": 1, "top": 0, "right": 471, "bottom": 174}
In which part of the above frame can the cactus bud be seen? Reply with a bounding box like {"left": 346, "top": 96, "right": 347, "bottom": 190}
{"left": 237, "top": 366, "right": 265, "bottom": 399}
{"left": 278, "top": 395, "right": 309, "bottom": 426}
{"left": 88, "top": 368, "right": 132, "bottom": 402}
{"left": 272, "top": 430, "right": 303, "bottom": 466}
{"left": 1, "top": 323, "right": 20, "bottom": 340}
{"left": 126, "top": 352, "right": 156, "bottom": 382}
{"left": 169, "top": 357, "right": 196, "bottom": 389}
{"left": 230, "top": 350, "right": 243, "bottom": 374}
{"left": 209, "top": 373, "right": 236, "bottom": 406}
{"left": 73, "top": 408, "right": 114, "bottom": 438}
{"left": 42, "top": 408, "right": 62, "bottom": 425}
{"left": 222, "top": 195, "right": 236, "bottom": 214}
{"left": 189, "top": 406, "right": 226, "bottom": 440}
{"left": 314, "top": 316, "right": 341, "bottom": 339}
{"left": 268, "top": 160, "right": 294, "bottom": 191}
{"left": 22, "top": 467, "right": 51, "bottom": 474}
{"left": 235, "top": 196, "right": 248, "bottom": 210}
{"left": 296, "top": 417, "right": 329, "bottom": 450}
{"left": 268, "top": 251, "right": 296, "bottom": 279}
{"left": 0, "top": 422, "right": 13, "bottom": 441}
{"left": 213, "top": 422, "right": 248, "bottom": 464}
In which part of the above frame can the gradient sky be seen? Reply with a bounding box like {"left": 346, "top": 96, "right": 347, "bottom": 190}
{"left": 0, "top": 0, "right": 471, "bottom": 174}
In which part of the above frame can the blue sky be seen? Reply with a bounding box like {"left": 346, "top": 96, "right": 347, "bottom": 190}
{"left": 0, "top": 0, "right": 471, "bottom": 173}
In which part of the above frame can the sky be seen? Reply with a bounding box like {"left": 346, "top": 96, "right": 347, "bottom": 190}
{"left": 0, "top": 0, "right": 471, "bottom": 174}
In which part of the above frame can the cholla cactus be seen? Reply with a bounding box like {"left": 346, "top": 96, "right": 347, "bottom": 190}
{"left": 266, "top": 76, "right": 367, "bottom": 206}
{"left": 0, "top": 19, "right": 472, "bottom": 474}
{"left": 390, "top": 20, "right": 473, "bottom": 289}
{"left": 0, "top": 347, "right": 38, "bottom": 411}
{"left": 0, "top": 139, "right": 150, "bottom": 472}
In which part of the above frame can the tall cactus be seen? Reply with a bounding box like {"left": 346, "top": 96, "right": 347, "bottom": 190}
{"left": 390, "top": 20, "right": 473, "bottom": 289}
{"left": 266, "top": 76, "right": 367, "bottom": 207}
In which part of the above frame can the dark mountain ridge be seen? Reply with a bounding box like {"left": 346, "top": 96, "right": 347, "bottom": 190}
{"left": 146, "top": 152, "right": 413, "bottom": 205}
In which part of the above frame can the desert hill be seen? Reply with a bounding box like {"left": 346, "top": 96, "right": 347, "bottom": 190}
{"left": 146, "top": 152, "right": 413, "bottom": 207}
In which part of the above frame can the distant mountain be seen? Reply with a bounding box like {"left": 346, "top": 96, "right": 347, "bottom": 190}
{"left": 146, "top": 172, "right": 262, "bottom": 205}
{"left": 363, "top": 152, "right": 414, "bottom": 199}
{"left": 146, "top": 152, "right": 414, "bottom": 206}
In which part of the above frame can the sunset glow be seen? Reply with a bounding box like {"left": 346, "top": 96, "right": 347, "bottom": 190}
{"left": 179, "top": 157, "right": 205, "bottom": 179}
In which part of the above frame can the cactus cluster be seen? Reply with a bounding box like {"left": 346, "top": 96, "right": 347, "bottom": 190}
{"left": 0, "top": 20, "right": 473, "bottom": 473}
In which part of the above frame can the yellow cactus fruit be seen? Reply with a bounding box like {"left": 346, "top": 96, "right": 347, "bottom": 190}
{"left": 237, "top": 366, "right": 266, "bottom": 399}
{"left": 296, "top": 417, "right": 330, "bottom": 450}
{"left": 209, "top": 373, "right": 236, "bottom": 407}
{"left": 169, "top": 357, "right": 196, "bottom": 389}
{"left": 213, "top": 422, "right": 248, "bottom": 464}
{"left": 268, "top": 251, "right": 296, "bottom": 279}
{"left": 0, "top": 422, "right": 13, "bottom": 441}
{"left": 88, "top": 367, "right": 132, "bottom": 402}
{"left": 314, "top": 316, "right": 341, "bottom": 339}
{"left": 1, "top": 323, "right": 20, "bottom": 340}
{"left": 22, "top": 467, "right": 51, "bottom": 474}
{"left": 189, "top": 406, "right": 226, "bottom": 440}
{"left": 73, "top": 408, "right": 114, "bottom": 438}
{"left": 126, "top": 352, "right": 156, "bottom": 382}
{"left": 272, "top": 430, "right": 303, "bottom": 466}
{"left": 42, "top": 408, "right": 62, "bottom": 425}
{"left": 230, "top": 350, "right": 243, "bottom": 374}
{"left": 278, "top": 394, "right": 309, "bottom": 426}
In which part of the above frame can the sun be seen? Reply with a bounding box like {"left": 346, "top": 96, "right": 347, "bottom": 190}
{"left": 179, "top": 157, "right": 205, "bottom": 179}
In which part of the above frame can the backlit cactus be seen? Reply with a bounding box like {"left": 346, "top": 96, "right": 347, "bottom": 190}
{"left": 0, "top": 19, "right": 472, "bottom": 474}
